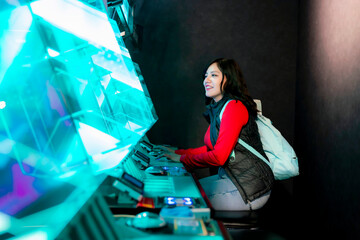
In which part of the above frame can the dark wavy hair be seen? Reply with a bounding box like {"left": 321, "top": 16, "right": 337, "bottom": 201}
{"left": 204, "top": 58, "right": 258, "bottom": 117}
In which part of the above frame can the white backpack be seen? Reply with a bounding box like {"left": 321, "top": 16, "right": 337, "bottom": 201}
{"left": 220, "top": 100, "right": 299, "bottom": 180}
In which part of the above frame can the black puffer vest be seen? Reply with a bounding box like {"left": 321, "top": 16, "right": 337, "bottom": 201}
{"left": 204, "top": 98, "right": 274, "bottom": 202}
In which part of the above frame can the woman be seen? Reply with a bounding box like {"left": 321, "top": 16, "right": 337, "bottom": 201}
{"left": 164, "top": 58, "right": 274, "bottom": 211}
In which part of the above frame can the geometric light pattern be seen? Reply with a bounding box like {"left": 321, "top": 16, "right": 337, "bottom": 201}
{"left": 0, "top": 0, "right": 157, "bottom": 177}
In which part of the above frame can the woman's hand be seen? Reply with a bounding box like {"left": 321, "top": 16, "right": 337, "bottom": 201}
{"left": 164, "top": 152, "right": 181, "bottom": 162}
{"left": 155, "top": 145, "right": 176, "bottom": 153}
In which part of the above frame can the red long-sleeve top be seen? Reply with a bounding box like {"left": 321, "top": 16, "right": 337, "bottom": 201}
{"left": 175, "top": 100, "right": 249, "bottom": 170}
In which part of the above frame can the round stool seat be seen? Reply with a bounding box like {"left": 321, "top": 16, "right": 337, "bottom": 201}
{"left": 213, "top": 210, "right": 260, "bottom": 229}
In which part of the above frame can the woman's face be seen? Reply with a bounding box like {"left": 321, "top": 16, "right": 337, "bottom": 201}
{"left": 204, "top": 63, "right": 225, "bottom": 102}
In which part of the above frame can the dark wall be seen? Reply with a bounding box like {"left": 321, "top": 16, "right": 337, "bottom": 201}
{"left": 296, "top": 1, "right": 360, "bottom": 239}
{"left": 131, "top": 0, "right": 298, "bottom": 150}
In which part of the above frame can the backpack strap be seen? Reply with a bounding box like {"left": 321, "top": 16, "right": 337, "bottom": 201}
{"left": 219, "top": 100, "right": 232, "bottom": 120}
{"left": 219, "top": 100, "right": 272, "bottom": 169}
{"left": 237, "top": 138, "right": 271, "bottom": 168}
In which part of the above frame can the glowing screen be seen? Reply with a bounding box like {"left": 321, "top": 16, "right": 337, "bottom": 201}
{"left": 0, "top": 0, "right": 157, "bottom": 177}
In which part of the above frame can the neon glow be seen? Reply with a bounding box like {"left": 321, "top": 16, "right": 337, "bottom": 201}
{"left": 0, "top": 0, "right": 157, "bottom": 179}
{"left": 30, "top": 0, "right": 120, "bottom": 53}
{"left": 183, "top": 197, "right": 193, "bottom": 205}
{"left": 0, "top": 0, "right": 158, "bottom": 238}
{"left": 0, "top": 164, "right": 39, "bottom": 216}
{"left": 0, "top": 6, "right": 32, "bottom": 85}
{"left": 0, "top": 101, "right": 6, "bottom": 109}
{"left": 46, "top": 48, "right": 60, "bottom": 57}
{"left": 165, "top": 197, "right": 193, "bottom": 206}
{"left": 14, "top": 230, "right": 48, "bottom": 240}
{"left": 0, "top": 212, "right": 10, "bottom": 233}
{"left": 166, "top": 197, "right": 176, "bottom": 205}
{"left": 76, "top": 120, "right": 133, "bottom": 172}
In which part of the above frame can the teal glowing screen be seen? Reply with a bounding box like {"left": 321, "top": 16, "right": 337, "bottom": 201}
{"left": 0, "top": 0, "right": 157, "bottom": 178}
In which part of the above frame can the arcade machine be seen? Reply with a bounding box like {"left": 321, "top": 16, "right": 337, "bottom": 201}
{"left": 0, "top": 0, "right": 230, "bottom": 239}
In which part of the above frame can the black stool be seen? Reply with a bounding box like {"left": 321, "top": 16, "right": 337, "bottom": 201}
{"left": 213, "top": 210, "right": 261, "bottom": 230}
{"left": 213, "top": 209, "right": 288, "bottom": 240}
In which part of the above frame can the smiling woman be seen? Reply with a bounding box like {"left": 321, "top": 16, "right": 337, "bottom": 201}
{"left": 164, "top": 58, "right": 274, "bottom": 211}
{"left": 204, "top": 63, "right": 225, "bottom": 102}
